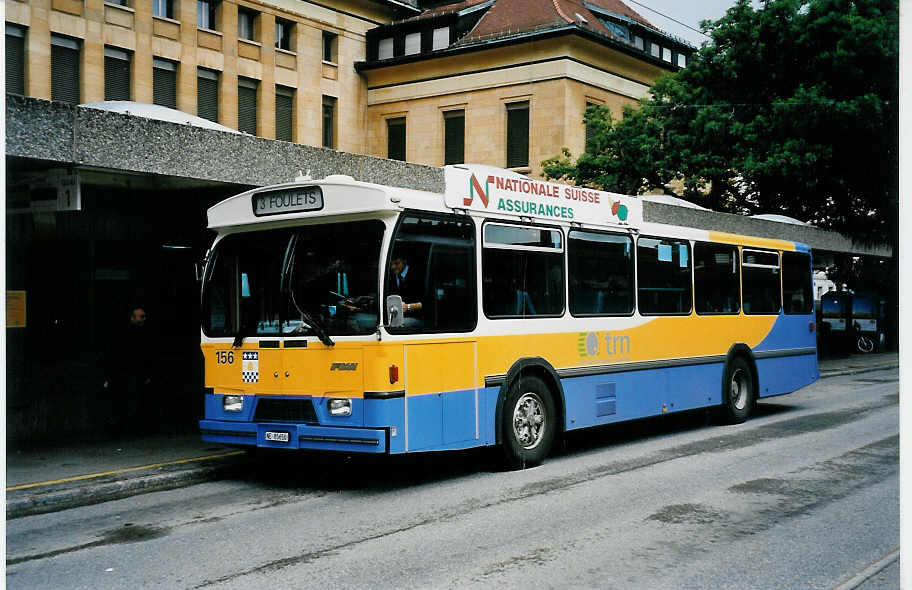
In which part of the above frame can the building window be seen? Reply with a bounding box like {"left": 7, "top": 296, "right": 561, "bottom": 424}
{"left": 387, "top": 117, "right": 406, "bottom": 161}
{"left": 275, "top": 85, "right": 294, "bottom": 142}
{"left": 443, "top": 110, "right": 464, "bottom": 165}
{"left": 404, "top": 32, "right": 421, "bottom": 55}
{"left": 483, "top": 224, "right": 565, "bottom": 318}
{"left": 153, "top": 0, "right": 173, "bottom": 19}
{"left": 322, "top": 95, "right": 335, "bottom": 148}
{"left": 569, "top": 231, "right": 634, "bottom": 316}
{"left": 6, "top": 25, "right": 26, "bottom": 96}
{"left": 108, "top": 0, "right": 128, "bottom": 6}
{"left": 432, "top": 27, "right": 449, "bottom": 50}
{"left": 275, "top": 18, "right": 293, "bottom": 51}
{"left": 153, "top": 58, "right": 177, "bottom": 109}
{"left": 198, "top": 0, "right": 217, "bottom": 30}
{"left": 238, "top": 8, "right": 256, "bottom": 41}
{"left": 650, "top": 43, "right": 660, "bottom": 58}
{"left": 378, "top": 37, "right": 393, "bottom": 60}
{"left": 323, "top": 31, "right": 337, "bottom": 62}
{"left": 742, "top": 249, "right": 781, "bottom": 314}
{"left": 51, "top": 35, "right": 81, "bottom": 105}
{"left": 634, "top": 36, "right": 644, "bottom": 50}
{"left": 637, "top": 237, "right": 692, "bottom": 315}
{"left": 663, "top": 47, "right": 672, "bottom": 62}
{"left": 585, "top": 102, "right": 604, "bottom": 151}
{"left": 694, "top": 242, "right": 739, "bottom": 315}
{"left": 238, "top": 77, "right": 258, "bottom": 135}
{"left": 677, "top": 53, "right": 686, "bottom": 68}
{"left": 197, "top": 67, "right": 219, "bottom": 122}
{"left": 104, "top": 47, "right": 131, "bottom": 101}
{"left": 602, "top": 20, "right": 630, "bottom": 43}
{"left": 506, "top": 101, "right": 529, "bottom": 168}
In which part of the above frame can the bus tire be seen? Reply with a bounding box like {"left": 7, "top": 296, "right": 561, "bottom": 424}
{"left": 501, "top": 375, "right": 556, "bottom": 469}
{"left": 722, "top": 357, "right": 754, "bottom": 424}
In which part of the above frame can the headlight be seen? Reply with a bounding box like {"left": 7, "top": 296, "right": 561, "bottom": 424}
{"left": 223, "top": 395, "right": 244, "bottom": 412}
{"left": 328, "top": 398, "right": 352, "bottom": 417}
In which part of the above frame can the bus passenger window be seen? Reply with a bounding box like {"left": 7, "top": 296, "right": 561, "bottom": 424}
{"left": 568, "top": 230, "right": 634, "bottom": 316}
{"left": 694, "top": 242, "right": 740, "bottom": 315}
{"left": 386, "top": 213, "right": 476, "bottom": 333}
{"left": 483, "top": 224, "right": 564, "bottom": 318}
{"left": 782, "top": 251, "right": 812, "bottom": 314}
{"left": 636, "top": 237, "right": 692, "bottom": 315}
{"left": 742, "top": 249, "right": 781, "bottom": 315}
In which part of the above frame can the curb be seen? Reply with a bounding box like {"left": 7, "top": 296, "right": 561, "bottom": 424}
{"left": 819, "top": 363, "right": 899, "bottom": 379}
{"left": 6, "top": 456, "right": 243, "bottom": 520}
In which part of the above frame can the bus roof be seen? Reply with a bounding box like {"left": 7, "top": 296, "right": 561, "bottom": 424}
{"left": 206, "top": 164, "right": 808, "bottom": 252}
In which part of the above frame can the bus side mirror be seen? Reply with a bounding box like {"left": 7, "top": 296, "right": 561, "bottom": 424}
{"left": 386, "top": 295, "right": 404, "bottom": 328}
{"left": 194, "top": 262, "right": 205, "bottom": 282}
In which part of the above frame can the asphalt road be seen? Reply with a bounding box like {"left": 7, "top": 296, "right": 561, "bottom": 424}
{"left": 6, "top": 368, "right": 899, "bottom": 589}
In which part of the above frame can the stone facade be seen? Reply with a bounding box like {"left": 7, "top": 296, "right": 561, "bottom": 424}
{"left": 5, "top": 0, "right": 402, "bottom": 152}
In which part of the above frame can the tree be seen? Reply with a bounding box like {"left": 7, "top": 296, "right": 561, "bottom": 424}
{"left": 542, "top": 0, "right": 898, "bottom": 244}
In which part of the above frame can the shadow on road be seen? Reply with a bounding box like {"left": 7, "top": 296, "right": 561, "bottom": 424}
{"left": 225, "top": 400, "right": 800, "bottom": 493}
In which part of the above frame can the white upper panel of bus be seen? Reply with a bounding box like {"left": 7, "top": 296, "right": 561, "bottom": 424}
{"left": 208, "top": 165, "right": 641, "bottom": 232}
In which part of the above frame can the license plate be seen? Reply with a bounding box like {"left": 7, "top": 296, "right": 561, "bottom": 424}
{"left": 265, "top": 431, "right": 290, "bottom": 443}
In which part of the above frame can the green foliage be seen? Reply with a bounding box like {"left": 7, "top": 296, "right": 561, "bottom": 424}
{"left": 542, "top": 0, "right": 898, "bottom": 243}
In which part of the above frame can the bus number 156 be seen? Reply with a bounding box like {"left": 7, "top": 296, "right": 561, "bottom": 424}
{"left": 216, "top": 350, "right": 235, "bottom": 365}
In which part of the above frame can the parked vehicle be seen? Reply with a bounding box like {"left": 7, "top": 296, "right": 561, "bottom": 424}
{"left": 819, "top": 291, "right": 884, "bottom": 354}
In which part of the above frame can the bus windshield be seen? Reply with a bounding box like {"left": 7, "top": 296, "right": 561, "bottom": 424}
{"left": 202, "top": 220, "right": 385, "bottom": 338}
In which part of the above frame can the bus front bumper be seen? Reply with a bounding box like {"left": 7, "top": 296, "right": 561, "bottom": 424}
{"left": 200, "top": 420, "right": 388, "bottom": 453}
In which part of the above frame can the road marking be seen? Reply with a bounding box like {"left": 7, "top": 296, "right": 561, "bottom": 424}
{"left": 6, "top": 451, "right": 245, "bottom": 492}
{"left": 832, "top": 547, "right": 899, "bottom": 590}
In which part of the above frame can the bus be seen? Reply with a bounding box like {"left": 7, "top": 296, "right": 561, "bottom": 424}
{"left": 199, "top": 164, "right": 818, "bottom": 468}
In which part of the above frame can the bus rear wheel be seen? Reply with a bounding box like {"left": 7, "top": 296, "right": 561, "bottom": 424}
{"left": 501, "top": 375, "right": 556, "bottom": 469}
{"left": 722, "top": 357, "right": 754, "bottom": 424}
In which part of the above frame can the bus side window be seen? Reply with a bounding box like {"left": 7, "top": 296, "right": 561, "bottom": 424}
{"left": 568, "top": 230, "right": 634, "bottom": 316}
{"left": 386, "top": 212, "right": 476, "bottom": 334}
{"left": 694, "top": 242, "right": 740, "bottom": 315}
{"left": 782, "top": 251, "right": 812, "bottom": 314}
{"left": 482, "top": 224, "right": 565, "bottom": 318}
{"left": 742, "top": 249, "right": 781, "bottom": 315}
{"left": 636, "top": 236, "right": 692, "bottom": 315}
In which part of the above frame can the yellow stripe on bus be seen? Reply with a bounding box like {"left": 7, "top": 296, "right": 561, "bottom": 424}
{"left": 708, "top": 231, "right": 797, "bottom": 251}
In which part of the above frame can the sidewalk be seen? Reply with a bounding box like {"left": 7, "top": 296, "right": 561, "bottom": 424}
{"left": 5, "top": 352, "right": 899, "bottom": 519}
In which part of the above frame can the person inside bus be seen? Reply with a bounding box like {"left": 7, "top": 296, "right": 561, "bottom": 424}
{"left": 388, "top": 254, "right": 423, "bottom": 324}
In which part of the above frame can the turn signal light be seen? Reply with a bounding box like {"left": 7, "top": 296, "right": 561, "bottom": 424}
{"left": 389, "top": 364, "right": 399, "bottom": 384}
{"left": 809, "top": 321, "right": 815, "bottom": 333}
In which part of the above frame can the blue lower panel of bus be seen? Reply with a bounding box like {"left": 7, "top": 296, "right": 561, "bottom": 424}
{"left": 755, "top": 353, "right": 818, "bottom": 398}
{"left": 200, "top": 419, "right": 389, "bottom": 453}
{"left": 562, "top": 362, "right": 724, "bottom": 431}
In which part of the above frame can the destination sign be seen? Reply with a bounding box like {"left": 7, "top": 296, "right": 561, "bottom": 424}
{"left": 252, "top": 187, "right": 323, "bottom": 216}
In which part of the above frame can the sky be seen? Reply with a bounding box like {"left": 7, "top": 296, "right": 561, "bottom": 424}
{"left": 621, "top": 0, "right": 742, "bottom": 47}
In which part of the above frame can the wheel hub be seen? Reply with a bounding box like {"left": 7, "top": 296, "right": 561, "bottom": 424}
{"left": 513, "top": 392, "right": 546, "bottom": 450}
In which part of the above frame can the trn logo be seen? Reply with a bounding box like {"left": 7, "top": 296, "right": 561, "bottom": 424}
{"left": 464, "top": 174, "right": 493, "bottom": 207}
{"left": 577, "top": 331, "right": 631, "bottom": 359}
{"left": 330, "top": 362, "right": 358, "bottom": 371}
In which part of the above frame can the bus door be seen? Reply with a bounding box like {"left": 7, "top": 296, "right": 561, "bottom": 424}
{"left": 386, "top": 211, "right": 479, "bottom": 451}
{"left": 404, "top": 341, "right": 478, "bottom": 451}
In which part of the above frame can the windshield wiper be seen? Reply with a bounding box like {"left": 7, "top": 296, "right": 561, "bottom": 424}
{"left": 232, "top": 319, "right": 254, "bottom": 348}
{"left": 296, "top": 308, "right": 335, "bottom": 347}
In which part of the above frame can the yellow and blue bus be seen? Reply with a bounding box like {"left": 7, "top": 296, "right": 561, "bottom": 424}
{"left": 199, "top": 164, "right": 818, "bottom": 467}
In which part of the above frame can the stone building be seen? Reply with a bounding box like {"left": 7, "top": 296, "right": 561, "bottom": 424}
{"left": 5, "top": 0, "right": 691, "bottom": 176}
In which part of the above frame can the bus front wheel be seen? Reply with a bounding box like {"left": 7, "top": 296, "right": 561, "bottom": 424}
{"left": 722, "top": 357, "right": 754, "bottom": 424}
{"left": 501, "top": 375, "right": 556, "bottom": 469}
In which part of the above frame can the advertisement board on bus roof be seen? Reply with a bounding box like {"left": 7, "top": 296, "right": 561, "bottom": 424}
{"left": 443, "top": 165, "right": 642, "bottom": 227}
